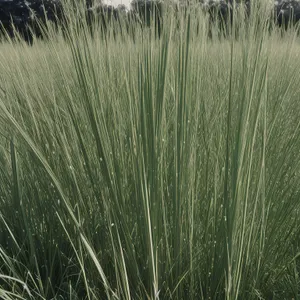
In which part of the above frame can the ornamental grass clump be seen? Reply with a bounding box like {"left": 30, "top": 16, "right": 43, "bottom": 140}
{"left": 1, "top": 1, "right": 300, "bottom": 299}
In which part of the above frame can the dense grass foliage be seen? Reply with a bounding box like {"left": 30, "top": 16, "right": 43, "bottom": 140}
{"left": 1, "top": 3, "right": 300, "bottom": 299}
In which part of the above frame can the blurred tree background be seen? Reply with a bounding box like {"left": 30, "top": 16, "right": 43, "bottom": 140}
{"left": 0, "top": 1, "right": 300, "bottom": 45}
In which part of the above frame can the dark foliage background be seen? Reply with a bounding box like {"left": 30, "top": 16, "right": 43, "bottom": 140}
{"left": 1, "top": 0, "right": 300, "bottom": 43}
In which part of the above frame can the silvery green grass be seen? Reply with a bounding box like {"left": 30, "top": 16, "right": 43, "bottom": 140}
{"left": 0, "top": 0, "right": 300, "bottom": 299}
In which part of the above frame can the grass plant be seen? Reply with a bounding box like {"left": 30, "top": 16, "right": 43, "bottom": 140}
{"left": 1, "top": 1, "right": 300, "bottom": 299}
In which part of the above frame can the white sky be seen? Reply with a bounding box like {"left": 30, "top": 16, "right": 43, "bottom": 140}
{"left": 103, "top": 0, "right": 132, "bottom": 8}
